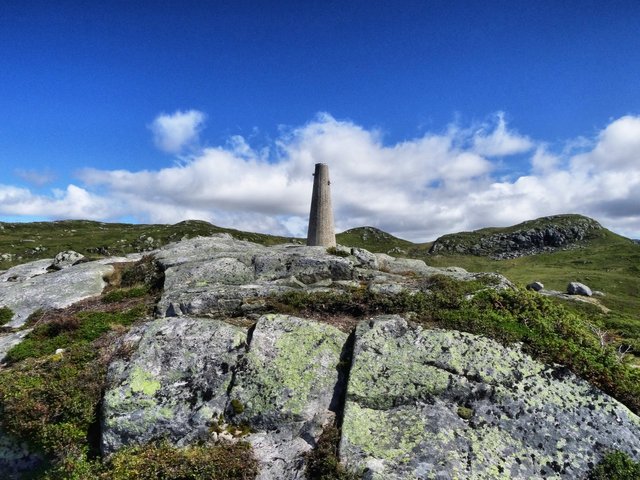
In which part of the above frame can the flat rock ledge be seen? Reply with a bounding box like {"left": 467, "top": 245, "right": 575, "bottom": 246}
{"left": 340, "top": 316, "right": 640, "bottom": 479}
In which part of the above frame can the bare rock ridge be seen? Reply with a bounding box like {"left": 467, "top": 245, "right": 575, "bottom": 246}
{"left": 429, "top": 214, "right": 604, "bottom": 259}
{"left": 0, "top": 234, "right": 639, "bottom": 478}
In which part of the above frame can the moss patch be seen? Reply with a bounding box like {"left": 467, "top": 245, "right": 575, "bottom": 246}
{"left": 0, "top": 306, "right": 14, "bottom": 326}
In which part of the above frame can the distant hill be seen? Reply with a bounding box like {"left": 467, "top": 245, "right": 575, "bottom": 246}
{"left": 336, "top": 226, "right": 418, "bottom": 255}
{"left": 429, "top": 214, "right": 605, "bottom": 259}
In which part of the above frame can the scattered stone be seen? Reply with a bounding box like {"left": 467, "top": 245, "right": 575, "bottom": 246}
{"left": 526, "top": 281, "right": 544, "bottom": 291}
{"left": 567, "top": 282, "right": 593, "bottom": 297}
{"left": 50, "top": 250, "right": 85, "bottom": 270}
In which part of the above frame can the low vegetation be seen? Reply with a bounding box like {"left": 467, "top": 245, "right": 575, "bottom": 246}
{"left": 589, "top": 450, "right": 640, "bottom": 480}
{"left": 305, "top": 425, "right": 359, "bottom": 480}
{"left": 0, "top": 306, "right": 13, "bottom": 326}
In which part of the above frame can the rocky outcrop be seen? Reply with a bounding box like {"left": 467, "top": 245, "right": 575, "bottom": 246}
{"left": 154, "top": 234, "right": 508, "bottom": 319}
{"left": 429, "top": 215, "right": 603, "bottom": 259}
{"left": 340, "top": 316, "right": 640, "bottom": 479}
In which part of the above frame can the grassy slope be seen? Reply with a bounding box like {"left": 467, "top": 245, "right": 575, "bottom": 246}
{"left": 0, "top": 219, "right": 295, "bottom": 270}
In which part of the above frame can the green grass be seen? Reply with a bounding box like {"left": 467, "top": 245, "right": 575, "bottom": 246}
{"left": 336, "top": 226, "right": 420, "bottom": 254}
{"left": 3, "top": 305, "right": 147, "bottom": 364}
{"left": 423, "top": 230, "right": 640, "bottom": 351}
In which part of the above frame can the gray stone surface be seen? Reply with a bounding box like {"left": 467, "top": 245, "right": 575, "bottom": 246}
{"left": 101, "top": 316, "right": 247, "bottom": 455}
{"left": 340, "top": 315, "right": 640, "bottom": 480}
{"left": 567, "top": 281, "right": 593, "bottom": 296}
{"left": 0, "top": 259, "right": 52, "bottom": 283}
{"left": 0, "top": 329, "right": 32, "bottom": 362}
{"left": 0, "top": 260, "right": 113, "bottom": 328}
{"left": 526, "top": 281, "right": 544, "bottom": 291}
{"left": 51, "top": 250, "right": 85, "bottom": 270}
{"left": 231, "top": 314, "right": 347, "bottom": 480}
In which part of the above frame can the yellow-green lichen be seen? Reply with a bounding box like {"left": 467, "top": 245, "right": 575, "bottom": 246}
{"left": 240, "top": 315, "right": 346, "bottom": 416}
{"left": 342, "top": 403, "right": 427, "bottom": 461}
{"left": 130, "top": 367, "right": 161, "bottom": 396}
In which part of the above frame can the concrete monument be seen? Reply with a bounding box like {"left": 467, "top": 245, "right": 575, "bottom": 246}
{"left": 306, "top": 163, "right": 336, "bottom": 247}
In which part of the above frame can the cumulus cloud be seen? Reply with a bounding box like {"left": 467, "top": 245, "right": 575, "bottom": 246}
{"left": 149, "top": 110, "right": 206, "bottom": 153}
{"left": 0, "top": 184, "right": 112, "bottom": 220}
{"left": 3, "top": 112, "right": 640, "bottom": 241}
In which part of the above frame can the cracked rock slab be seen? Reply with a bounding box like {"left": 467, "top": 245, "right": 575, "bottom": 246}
{"left": 340, "top": 315, "right": 640, "bottom": 479}
{"left": 230, "top": 314, "right": 348, "bottom": 480}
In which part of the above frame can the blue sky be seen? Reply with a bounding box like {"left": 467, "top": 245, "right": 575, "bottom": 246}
{"left": 1, "top": 1, "right": 640, "bottom": 241}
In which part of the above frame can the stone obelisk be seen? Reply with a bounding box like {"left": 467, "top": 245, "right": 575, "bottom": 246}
{"left": 306, "top": 163, "right": 336, "bottom": 247}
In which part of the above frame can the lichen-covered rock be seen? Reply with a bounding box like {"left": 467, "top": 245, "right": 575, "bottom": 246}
{"left": 101, "top": 317, "right": 247, "bottom": 455}
{"left": 230, "top": 314, "right": 348, "bottom": 479}
{"left": 0, "top": 260, "right": 114, "bottom": 328}
{"left": 340, "top": 316, "right": 640, "bottom": 479}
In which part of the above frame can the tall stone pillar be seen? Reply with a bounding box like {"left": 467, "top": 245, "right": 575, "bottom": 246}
{"left": 306, "top": 163, "right": 336, "bottom": 247}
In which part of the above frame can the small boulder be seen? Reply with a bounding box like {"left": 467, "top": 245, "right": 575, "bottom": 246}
{"left": 51, "top": 250, "right": 85, "bottom": 270}
{"left": 526, "top": 281, "right": 544, "bottom": 292}
{"left": 567, "top": 282, "right": 592, "bottom": 297}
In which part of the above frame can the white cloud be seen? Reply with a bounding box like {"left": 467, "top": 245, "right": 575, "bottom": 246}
{"left": 3, "top": 112, "right": 640, "bottom": 241}
{"left": 149, "top": 110, "right": 206, "bottom": 153}
{"left": 472, "top": 112, "right": 534, "bottom": 157}
{"left": 0, "top": 184, "right": 111, "bottom": 220}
